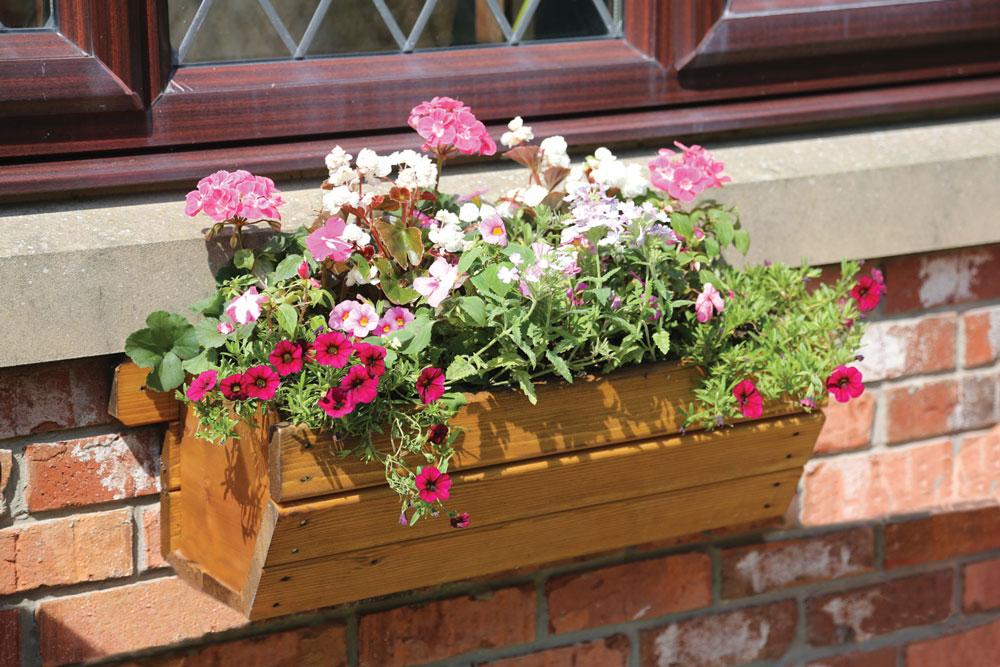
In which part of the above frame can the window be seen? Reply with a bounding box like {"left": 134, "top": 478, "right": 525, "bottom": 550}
{"left": 1, "top": 0, "right": 999, "bottom": 197}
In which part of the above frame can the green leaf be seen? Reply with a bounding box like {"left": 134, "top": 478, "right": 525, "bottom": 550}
{"left": 699, "top": 269, "right": 726, "bottom": 293}
{"left": 672, "top": 213, "right": 694, "bottom": 241}
{"left": 189, "top": 292, "right": 226, "bottom": 317}
{"left": 512, "top": 369, "right": 537, "bottom": 405}
{"left": 545, "top": 350, "right": 573, "bottom": 383}
{"left": 276, "top": 304, "right": 298, "bottom": 336}
{"left": 710, "top": 212, "right": 735, "bottom": 247}
{"left": 375, "top": 220, "right": 424, "bottom": 267}
{"left": 482, "top": 264, "right": 513, "bottom": 297}
{"left": 195, "top": 317, "right": 228, "bottom": 349}
{"left": 733, "top": 229, "right": 751, "bottom": 255}
{"left": 274, "top": 254, "right": 303, "bottom": 281}
{"left": 653, "top": 330, "right": 671, "bottom": 355}
{"left": 147, "top": 351, "right": 184, "bottom": 393}
{"left": 457, "top": 296, "right": 487, "bottom": 326}
{"left": 123, "top": 328, "right": 164, "bottom": 368}
{"left": 446, "top": 355, "right": 478, "bottom": 381}
{"left": 182, "top": 348, "right": 218, "bottom": 375}
{"left": 703, "top": 237, "right": 720, "bottom": 258}
{"left": 390, "top": 311, "right": 435, "bottom": 355}
{"left": 234, "top": 249, "right": 255, "bottom": 270}
{"left": 375, "top": 258, "right": 420, "bottom": 305}
{"left": 456, "top": 245, "right": 484, "bottom": 275}
{"left": 125, "top": 311, "right": 199, "bottom": 371}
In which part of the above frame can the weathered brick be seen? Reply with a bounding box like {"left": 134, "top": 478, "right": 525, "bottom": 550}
{"left": 882, "top": 245, "right": 1000, "bottom": 314}
{"left": 797, "top": 646, "right": 897, "bottom": 667}
{"left": 956, "top": 426, "right": 1000, "bottom": 502}
{"left": 721, "top": 528, "right": 874, "bottom": 598}
{"left": 25, "top": 427, "right": 160, "bottom": 511}
{"left": 142, "top": 505, "right": 168, "bottom": 570}
{"left": 800, "top": 441, "right": 953, "bottom": 526}
{"left": 115, "top": 622, "right": 348, "bottom": 667}
{"left": 0, "top": 449, "right": 11, "bottom": 518}
{"left": 806, "top": 571, "right": 953, "bottom": 645}
{"left": 884, "top": 380, "right": 957, "bottom": 444}
{"left": 963, "top": 558, "right": 1000, "bottom": 613}
{"left": 956, "top": 373, "right": 999, "bottom": 431}
{"left": 964, "top": 306, "right": 1000, "bottom": 367}
{"left": 0, "top": 609, "right": 19, "bottom": 667}
{"left": 813, "top": 393, "right": 875, "bottom": 455}
{"left": 477, "top": 636, "right": 630, "bottom": 667}
{"left": 0, "top": 357, "right": 112, "bottom": 439}
{"left": 640, "top": 600, "right": 797, "bottom": 666}
{"left": 357, "top": 586, "right": 535, "bottom": 667}
{"left": 36, "top": 577, "right": 247, "bottom": 666}
{"left": 547, "top": 553, "right": 711, "bottom": 634}
{"left": 883, "top": 507, "right": 1000, "bottom": 568}
{"left": 855, "top": 313, "right": 956, "bottom": 382}
{"left": 906, "top": 619, "right": 1000, "bottom": 667}
{"left": 0, "top": 509, "right": 132, "bottom": 595}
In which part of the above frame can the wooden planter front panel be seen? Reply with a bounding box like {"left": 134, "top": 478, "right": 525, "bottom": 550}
{"left": 116, "top": 362, "right": 822, "bottom": 620}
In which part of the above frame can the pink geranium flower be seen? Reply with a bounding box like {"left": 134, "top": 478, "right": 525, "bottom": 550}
{"left": 648, "top": 142, "right": 730, "bottom": 202}
{"left": 318, "top": 386, "right": 355, "bottom": 418}
{"left": 354, "top": 342, "right": 387, "bottom": 377}
{"left": 243, "top": 365, "right": 280, "bottom": 400}
{"left": 306, "top": 217, "right": 353, "bottom": 263}
{"left": 414, "top": 466, "right": 451, "bottom": 503}
{"left": 733, "top": 380, "right": 763, "bottom": 419}
{"left": 268, "top": 340, "right": 304, "bottom": 376}
{"left": 186, "top": 370, "right": 218, "bottom": 402}
{"left": 478, "top": 215, "right": 508, "bottom": 246}
{"left": 695, "top": 283, "right": 724, "bottom": 323}
{"left": 450, "top": 513, "right": 470, "bottom": 529}
{"left": 311, "top": 332, "right": 353, "bottom": 367}
{"left": 851, "top": 270, "right": 888, "bottom": 312}
{"left": 827, "top": 365, "right": 864, "bottom": 403}
{"left": 408, "top": 97, "right": 496, "bottom": 157}
{"left": 185, "top": 170, "right": 284, "bottom": 223}
{"left": 416, "top": 367, "right": 446, "bottom": 404}
{"left": 225, "top": 286, "right": 268, "bottom": 326}
{"left": 413, "top": 258, "right": 459, "bottom": 308}
{"left": 341, "top": 364, "right": 379, "bottom": 404}
{"left": 219, "top": 373, "right": 248, "bottom": 401}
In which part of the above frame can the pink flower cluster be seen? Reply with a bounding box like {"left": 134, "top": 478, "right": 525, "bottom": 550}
{"left": 184, "top": 170, "right": 284, "bottom": 222}
{"left": 851, "top": 268, "right": 887, "bottom": 312}
{"left": 408, "top": 97, "right": 497, "bottom": 157}
{"left": 648, "top": 142, "right": 730, "bottom": 203}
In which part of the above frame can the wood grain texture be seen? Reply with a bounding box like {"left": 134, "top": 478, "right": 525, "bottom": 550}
{"left": 160, "top": 418, "right": 182, "bottom": 492}
{"left": 249, "top": 467, "right": 802, "bottom": 619}
{"left": 162, "top": 488, "right": 181, "bottom": 560}
{"left": 108, "top": 362, "right": 180, "bottom": 426}
{"left": 265, "top": 412, "right": 823, "bottom": 566}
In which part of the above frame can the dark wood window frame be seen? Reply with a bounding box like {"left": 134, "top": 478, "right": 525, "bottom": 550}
{"left": 2, "top": 0, "right": 1000, "bottom": 197}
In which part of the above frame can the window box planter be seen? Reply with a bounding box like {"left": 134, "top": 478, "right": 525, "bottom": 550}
{"left": 111, "top": 359, "right": 823, "bottom": 620}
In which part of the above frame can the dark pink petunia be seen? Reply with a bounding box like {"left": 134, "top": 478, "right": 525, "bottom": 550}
{"left": 220, "top": 373, "right": 248, "bottom": 401}
{"left": 311, "top": 332, "right": 353, "bottom": 367}
{"left": 733, "top": 379, "right": 763, "bottom": 419}
{"left": 341, "top": 364, "right": 379, "bottom": 404}
{"left": 415, "top": 466, "right": 451, "bottom": 503}
{"left": 318, "top": 386, "right": 355, "bottom": 418}
{"left": 416, "top": 367, "right": 446, "bottom": 404}
{"left": 850, "top": 273, "right": 887, "bottom": 312}
{"left": 827, "top": 365, "right": 864, "bottom": 403}
{"left": 354, "top": 342, "right": 387, "bottom": 377}
{"left": 243, "top": 365, "right": 280, "bottom": 400}
{"left": 268, "top": 340, "right": 304, "bottom": 376}
{"left": 427, "top": 424, "right": 449, "bottom": 445}
{"left": 450, "top": 512, "right": 470, "bottom": 529}
{"left": 186, "top": 370, "right": 218, "bottom": 402}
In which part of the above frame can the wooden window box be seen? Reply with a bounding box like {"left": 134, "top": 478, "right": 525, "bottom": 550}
{"left": 110, "top": 360, "right": 823, "bottom": 620}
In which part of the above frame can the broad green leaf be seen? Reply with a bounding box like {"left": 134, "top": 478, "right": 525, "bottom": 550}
{"left": 123, "top": 328, "right": 164, "bottom": 368}
{"left": 711, "top": 213, "right": 735, "bottom": 247}
{"left": 699, "top": 269, "right": 726, "bottom": 293}
{"left": 704, "top": 237, "right": 720, "bottom": 258}
{"left": 234, "top": 249, "right": 255, "bottom": 270}
{"left": 188, "top": 291, "right": 226, "bottom": 317}
{"left": 653, "top": 330, "right": 671, "bottom": 355}
{"left": 195, "top": 317, "right": 228, "bottom": 349}
{"left": 458, "top": 296, "right": 486, "bottom": 326}
{"left": 274, "top": 254, "right": 303, "bottom": 281}
{"left": 276, "top": 304, "right": 298, "bottom": 336}
{"left": 375, "top": 220, "right": 424, "bottom": 267}
{"left": 512, "top": 369, "right": 537, "bottom": 405}
{"left": 671, "top": 213, "right": 695, "bottom": 241}
{"left": 147, "top": 351, "right": 184, "bottom": 393}
{"left": 545, "top": 350, "right": 573, "bottom": 383}
{"left": 182, "top": 348, "right": 218, "bottom": 375}
{"left": 733, "top": 229, "right": 751, "bottom": 255}
{"left": 456, "top": 245, "right": 484, "bottom": 275}
{"left": 375, "top": 258, "right": 420, "bottom": 304}
{"left": 446, "top": 356, "right": 478, "bottom": 381}
{"left": 482, "top": 264, "right": 513, "bottom": 297}
{"left": 126, "top": 311, "right": 199, "bottom": 371}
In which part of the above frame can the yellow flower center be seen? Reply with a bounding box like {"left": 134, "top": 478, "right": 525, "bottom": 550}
{"left": 492, "top": 226, "right": 503, "bottom": 235}
{"left": 396, "top": 317, "right": 406, "bottom": 326}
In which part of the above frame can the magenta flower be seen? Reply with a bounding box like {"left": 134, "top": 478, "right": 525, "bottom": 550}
{"left": 733, "top": 380, "right": 763, "bottom": 419}
{"left": 478, "top": 215, "right": 508, "bottom": 246}
{"left": 450, "top": 513, "right": 470, "bottom": 529}
{"left": 225, "top": 286, "right": 268, "bottom": 326}
{"left": 695, "top": 283, "right": 724, "bottom": 323}
{"left": 414, "top": 466, "right": 452, "bottom": 503}
{"left": 377, "top": 306, "right": 414, "bottom": 336}
{"left": 413, "top": 258, "right": 459, "bottom": 308}
{"left": 354, "top": 342, "right": 387, "bottom": 377}
{"left": 428, "top": 424, "right": 449, "bottom": 444}
{"left": 296, "top": 262, "right": 311, "bottom": 279}
{"left": 186, "top": 370, "right": 218, "bottom": 402}
{"left": 306, "top": 217, "right": 353, "bottom": 263}
{"left": 799, "top": 397, "right": 816, "bottom": 409}
{"left": 416, "top": 367, "right": 446, "bottom": 404}
{"left": 341, "top": 364, "right": 379, "bottom": 404}
{"left": 220, "top": 373, "right": 248, "bottom": 401}
{"left": 311, "top": 332, "right": 353, "bottom": 367}
{"left": 243, "top": 365, "right": 280, "bottom": 400}
{"left": 851, "top": 270, "right": 888, "bottom": 312}
{"left": 827, "top": 365, "right": 864, "bottom": 403}
{"left": 318, "top": 386, "right": 355, "bottom": 418}
{"left": 268, "top": 340, "right": 304, "bottom": 376}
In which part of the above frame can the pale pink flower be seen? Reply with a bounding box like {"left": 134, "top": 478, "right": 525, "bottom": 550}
{"left": 377, "top": 306, "right": 414, "bottom": 335}
{"left": 648, "top": 142, "right": 730, "bottom": 202}
{"left": 217, "top": 320, "right": 235, "bottom": 335}
{"left": 413, "top": 257, "right": 459, "bottom": 307}
{"left": 344, "top": 301, "right": 379, "bottom": 338}
{"left": 695, "top": 283, "right": 724, "bottom": 323}
{"left": 306, "top": 217, "right": 353, "bottom": 263}
{"left": 478, "top": 215, "right": 507, "bottom": 246}
{"left": 225, "top": 286, "right": 268, "bottom": 325}
{"left": 184, "top": 170, "right": 283, "bottom": 222}
{"left": 408, "top": 97, "right": 496, "bottom": 157}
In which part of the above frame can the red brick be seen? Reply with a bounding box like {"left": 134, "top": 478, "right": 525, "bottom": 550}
{"left": 884, "top": 380, "right": 957, "bottom": 444}
{"left": 956, "top": 426, "right": 1000, "bottom": 502}
{"left": 855, "top": 313, "right": 956, "bottom": 382}
{"left": 800, "top": 441, "right": 953, "bottom": 526}
{"left": 882, "top": 245, "right": 1000, "bottom": 314}
{"left": 0, "top": 532, "right": 14, "bottom": 593}
{"left": 964, "top": 307, "right": 1000, "bottom": 367}
{"left": 806, "top": 571, "right": 953, "bottom": 645}
{"left": 906, "top": 619, "right": 1000, "bottom": 667}
{"left": 797, "top": 646, "right": 897, "bottom": 667}
{"left": 963, "top": 558, "right": 1000, "bottom": 613}
{"left": 547, "top": 553, "right": 711, "bottom": 634}
{"left": 640, "top": 600, "right": 797, "bottom": 666}
{"left": 142, "top": 505, "right": 167, "bottom": 571}
{"left": 0, "top": 509, "right": 132, "bottom": 595}
{"left": 477, "top": 636, "right": 629, "bottom": 667}
{"left": 883, "top": 506, "right": 1000, "bottom": 568}
{"left": 0, "top": 450, "right": 11, "bottom": 518}
{"left": 357, "top": 586, "right": 535, "bottom": 667}
{"left": 25, "top": 427, "right": 160, "bottom": 511}
{"left": 957, "top": 373, "right": 999, "bottom": 431}
{"left": 36, "top": 577, "right": 248, "bottom": 666}
{"left": 0, "top": 358, "right": 112, "bottom": 439}
{"left": 813, "top": 393, "right": 875, "bottom": 455}
{"left": 115, "top": 622, "right": 348, "bottom": 667}
{"left": 721, "top": 528, "right": 874, "bottom": 598}
{"left": 0, "top": 609, "right": 19, "bottom": 667}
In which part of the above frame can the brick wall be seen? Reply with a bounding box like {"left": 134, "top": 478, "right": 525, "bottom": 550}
{"left": 2, "top": 244, "right": 1000, "bottom": 666}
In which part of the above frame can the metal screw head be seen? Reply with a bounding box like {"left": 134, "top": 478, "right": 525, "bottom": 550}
{"left": 300, "top": 475, "right": 311, "bottom": 483}
{"left": 299, "top": 519, "right": 308, "bottom": 526}
{"left": 291, "top": 548, "right": 299, "bottom": 554}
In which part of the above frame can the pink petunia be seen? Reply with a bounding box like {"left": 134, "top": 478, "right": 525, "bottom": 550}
{"left": 217, "top": 320, "right": 235, "bottom": 335}
{"left": 186, "top": 370, "right": 218, "bottom": 402}
{"left": 243, "top": 365, "right": 280, "bottom": 401}
{"left": 311, "top": 332, "right": 353, "bottom": 367}
{"left": 478, "top": 215, "right": 508, "bottom": 246}
{"left": 413, "top": 258, "right": 459, "bottom": 308}
{"left": 219, "top": 373, "right": 248, "bottom": 401}
{"left": 428, "top": 424, "right": 449, "bottom": 444}
{"left": 341, "top": 364, "right": 379, "bottom": 404}
{"left": 306, "top": 217, "right": 353, "bottom": 263}
{"left": 268, "top": 340, "right": 304, "bottom": 376}
{"left": 225, "top": 286, "right": 268, "bottom": 326}
{"left": 695, "top": 283, "right": 724, "bottom": 323}
{"left": 733, "top": 379, "right": 763, "bottom": 419}
{"left": 827, "top": 365, "right": 864, "bottom": 403}
{"left": 416, "top": 367, "right": 446, "bottom": 404}
{"left": 354, "top": 342, "right": 387, "bottom": 377}
{"left": 318, "top": 386, "right": 355, "bottom": 418}
{"left": 450, "top": 512, "right": 470, "bottom": 529}
{"left": 850, "top": 271, "right": 887, "bottom": 312}
{"left": 414, "top": 465, "right": 451, "bottom": 503}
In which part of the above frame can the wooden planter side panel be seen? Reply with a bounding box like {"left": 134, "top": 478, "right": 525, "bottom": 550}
{"left": 159, "top": 419, "right": 183, "bottom": 558}
{"left": 108, "top": 362, "right": 180, "bottom": 426}
{"left": 263, "top": 412, "right": 823, "bottom": 567}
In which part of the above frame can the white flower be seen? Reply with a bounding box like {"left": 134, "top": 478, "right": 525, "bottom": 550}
{"left": 435, "top": 210, "right": 461, "bottom": 227}
{"left": 540, "top": 135, "right": 570, "bottom": 169}
{"left": 522, "top": 185, "right": 549, "bottom": 207}
{"left": 593, "top": 147, "right": 615, "bottom": 162}
{"left": 459, "top": 202, "right": 482, "bottom": 223}
{"left": 325, "top": 146, "right": 352, "bottom": 173}
{"left": 428, "top": 222, "right": 467, "bottom": 253}
{"left": 323, "top": 185, "right": 360, "bottom": 212}
{"left": 342, "top": 222, "right": 370, "bottom": 247}
{"left": 509, "top": 252, "right": 524, "bottom": 266}
{"left": 501, "top": 116, "right": 534, "bottom": 148}
{"left": 356, "top": 149, "right": 392, "bottom": 179}
{"left": 328, "top": 165, "right": 358, "bottom": 188}
{"left": 346, "top": 264, "right": 379, "bottom": 286}
{"left": 497, "top": 266, "right": 519, "bottom": 284}
{"left": 390, "top": 150, "right": 436, "bottom": 189}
